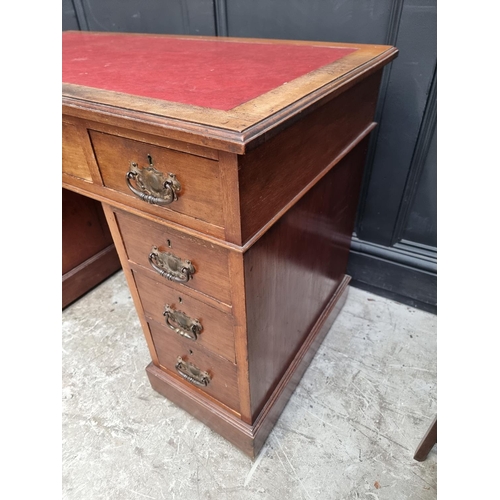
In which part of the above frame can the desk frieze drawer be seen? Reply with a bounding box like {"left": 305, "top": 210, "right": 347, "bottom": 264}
{"left": 114, "top": 210, "right": 232, "bottom": 306}
{"left": 89, "top": 130, "right": 225, "bottom": 228}
{"left": 148, "top": 321, "right": 240, "bottom": 412}
{"left": 133, "top": 271, "right": 236, "bottom": 363}
{"left": 62, "top": 121, "right": 92, "bottom": 181}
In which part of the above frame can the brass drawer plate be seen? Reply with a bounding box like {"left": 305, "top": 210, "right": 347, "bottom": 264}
{"left": 116, "top": 210, "right": 232, "bottom": 305}
{"left": 133, "top": 271, "right": 236, "bottom": 362}
{"left": 149, "top": 321, "right": 239, "bottom": 412}
{"left": 89, "top": 130, "right": 225, "bottom": 228}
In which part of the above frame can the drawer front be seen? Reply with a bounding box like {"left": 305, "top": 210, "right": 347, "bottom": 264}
{"left": 134, "top": 271, "right": 236, "bottom": 363}
{"left": 149, "top": 321, "right": 240, "bottom": 412}
{"left": 62, "top": 122, "right": 92, "bottom": 181}
{"left": 89, "top": 130, "right": 224, "bottom": 227}
{"left": 115, "top": 210, "right": 232, "bottom": 305}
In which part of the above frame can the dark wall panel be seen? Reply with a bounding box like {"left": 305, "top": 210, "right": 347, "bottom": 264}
{"left": 226, "top": 0, "right": 392, "bottom": 44}
{"left": 82, "top": 0, "right": 216, "bottom": 35}
{"left": 356, "top": 0, "right": 437, "bottom": 246}
{"left": 62, "top": 0, "right": 79, "bottom": 30}
{"left": 402, "top": 126, "right": 437, "bottom": 247}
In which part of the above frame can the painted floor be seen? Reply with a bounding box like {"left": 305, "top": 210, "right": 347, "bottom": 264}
{"left": 62, "top": 271, "right": 437, "bottom": 500}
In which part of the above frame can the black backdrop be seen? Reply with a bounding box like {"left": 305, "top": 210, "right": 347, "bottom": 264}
{"left": 63, "top": 0, "right": 437, "bottom": 312}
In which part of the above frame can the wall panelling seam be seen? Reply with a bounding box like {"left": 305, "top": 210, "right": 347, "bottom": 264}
{"left": 391, "top": 65, "right": 437, "bottom": 247}
{"left": 72, "top": 0, "right": 89, "bottom": 30}
{"left": 214, "top": 0, "right": 229, "bottom": 36}
{"left": 354, "top": 0, "right": 404, "bottom": 231}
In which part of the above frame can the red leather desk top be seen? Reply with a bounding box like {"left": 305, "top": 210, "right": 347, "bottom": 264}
{"left": 62, "top": 32, "right": 357, "bottom": 111}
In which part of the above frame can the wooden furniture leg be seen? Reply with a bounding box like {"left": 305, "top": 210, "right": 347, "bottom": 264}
{"left": 413, "top": 415, "right": 437, "bottom": 461}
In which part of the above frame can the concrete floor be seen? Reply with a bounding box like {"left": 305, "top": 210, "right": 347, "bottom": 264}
{"left": 62, "top": 271, "right": 437, "bottom": 500}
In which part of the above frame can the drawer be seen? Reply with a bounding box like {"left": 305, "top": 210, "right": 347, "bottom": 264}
{"left": 133, "top": 271, "right": 236, "bottom": 362}
{"left": 62, "top": 121, "right": 92, "bottom": 181}
{"left": 89, "top": 130, "right": 224, "bottom": 227}
{"left": 149, "top": 321, "right": 240, "bottom": 412}
{"left": 115, "top": 210, "right": 232, "bottom": 305}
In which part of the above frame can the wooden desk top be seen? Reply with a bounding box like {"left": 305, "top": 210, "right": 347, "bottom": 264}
{"left": 62, "top": 32, "right": 397, "bottom": 152}
{"left": 63, "top": 32, "right": 357, "bottom": 111}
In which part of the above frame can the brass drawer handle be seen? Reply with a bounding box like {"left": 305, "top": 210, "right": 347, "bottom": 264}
{"left": 125, "top": 155, "right": 181, "bottom": 206}
{"left": 175, "top": 356, "right": 211, "bottom": 387}
{"left": 163, "top": 305, "right": 202, "bottom": 341}
{"left": 148, "top": 246, "right": 195, "bottom": 283}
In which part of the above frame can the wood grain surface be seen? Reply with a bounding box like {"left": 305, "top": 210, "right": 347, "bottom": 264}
{"left": 115, "top": 209, "right": 233, "bottom": 305}
{"left": 149, "top": 321, "right": 240, "bottom": 412}
{"left": 62, "top": 189, "right": 121, "bottom": 308}
{"left": 244, "top": 139, "right": 370, "bottom": 418}
{"left": 133, "top": 270, "right": 236, "bottom": 363}
{"left": 62, "top": 121, "right": 92, "bottom": 181}
{"left": 90, "top": 130, "right": 225, "bottom": 227}
{"left": 238, "top": 71, "right": 382, "bottom": 243}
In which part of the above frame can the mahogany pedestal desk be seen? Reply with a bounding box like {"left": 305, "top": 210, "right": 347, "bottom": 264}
{"left": 62, "top": 32, "right": 397, "bottom": 458}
